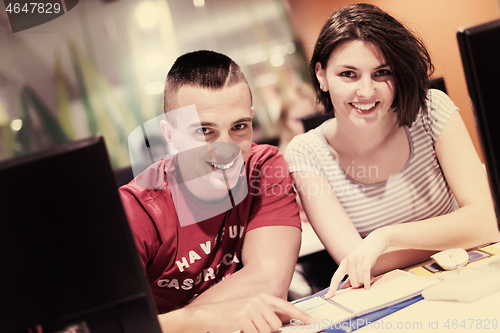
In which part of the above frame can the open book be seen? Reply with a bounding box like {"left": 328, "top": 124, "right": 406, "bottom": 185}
{"left": 278, "top": 270, "right": 440, "bottom": 332}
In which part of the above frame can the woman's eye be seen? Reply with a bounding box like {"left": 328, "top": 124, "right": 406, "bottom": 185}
{"left": 375, "top": 69, "right": 392, "bottom": 76}
{"left": 339, "top": 71, "right": 356, "bottom": 78}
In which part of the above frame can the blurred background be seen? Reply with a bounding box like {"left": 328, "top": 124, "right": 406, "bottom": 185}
{"left": 0, "top": 0, "right": 499, "bottom": 169}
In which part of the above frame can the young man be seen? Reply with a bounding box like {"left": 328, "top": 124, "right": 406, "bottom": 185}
{"left": 119, "top": 51, "right": 311, "bottom": 333}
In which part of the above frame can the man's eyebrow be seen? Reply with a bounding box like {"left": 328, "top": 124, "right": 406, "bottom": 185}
{"left": 188, "top": 121, "right": 216, "bottom": 128}
{"left": 187, "top": 117, "right": 253, "bottom": 128}
{"left": 233, "top": 117, "right": 253, "bottom": 125}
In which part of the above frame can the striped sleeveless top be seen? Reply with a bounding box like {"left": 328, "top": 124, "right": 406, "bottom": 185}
{"left": 285, "top": 89, "right": 459, "bottom": 237}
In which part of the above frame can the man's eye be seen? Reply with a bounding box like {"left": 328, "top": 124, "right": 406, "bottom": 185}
{"left": 339, "top": 71, "right": 356, "bottom": 78}
{"left": 233, "top": 124, "right": 247, "bottom": 131}
{"left": 195, "top": 128, "right": 211, "bottom": 135}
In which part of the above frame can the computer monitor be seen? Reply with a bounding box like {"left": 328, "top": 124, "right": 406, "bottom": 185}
{"left": 457, "top": 19, "right": 500, "bottom": 231}
{"left": 0, "top": 136, "right": 162, "bottom": 333}
{"left": 301, "top": 111, "right": 334, "bottom": 133}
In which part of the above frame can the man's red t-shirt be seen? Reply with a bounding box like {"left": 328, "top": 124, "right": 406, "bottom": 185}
{"left": 119, "top": 143, "right": 301, "bottom": 313}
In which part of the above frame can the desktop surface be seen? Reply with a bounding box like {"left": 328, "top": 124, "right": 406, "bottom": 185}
{"left": 356, "top": 243, "right": 500, "bottom": 332}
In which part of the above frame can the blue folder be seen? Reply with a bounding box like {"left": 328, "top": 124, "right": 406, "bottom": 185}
{"left": 292, "top": 286, "right": 423, "bottom": 332}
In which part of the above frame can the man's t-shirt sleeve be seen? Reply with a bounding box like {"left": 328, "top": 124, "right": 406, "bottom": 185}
{"left": 119, "top": 186, "right": 160, "bottom": 269}
{"left": 246, "top": 148, "right": 301, "bottom": 231}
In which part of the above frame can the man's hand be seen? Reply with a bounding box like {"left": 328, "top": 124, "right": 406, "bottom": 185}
{"left": 158, "top": 293, "right": 314, "bottom": 333}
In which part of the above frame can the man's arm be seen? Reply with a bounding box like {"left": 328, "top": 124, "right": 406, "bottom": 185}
{"left": 155, "top": 223, "right": 307, "bottom": 333}
{"left": 157, "top": 292, "right": 313, "bottom": 333}
{"left": 191, "top": 225, "right": 302, "bottom": 305}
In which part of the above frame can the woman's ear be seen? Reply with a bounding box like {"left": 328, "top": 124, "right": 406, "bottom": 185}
{"left": 315, "top": 62, "right": 328, "bottom": 91}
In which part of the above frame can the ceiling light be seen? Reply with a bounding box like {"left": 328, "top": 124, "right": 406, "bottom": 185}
{"left": 193, "top": 0, "right": 205, "bottom": 8}
{"left": 269, "top": 54, "right": 284, "bottom": 67}
{"left": 135, "top": 1, "right": 159, "bottom": 29}
{"left": 10, "top": 119, "right": 22, "bottom": 131}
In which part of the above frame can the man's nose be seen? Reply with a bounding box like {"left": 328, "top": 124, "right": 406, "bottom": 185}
{"left": 207, "top": 141, "right": 240, "bottom": 163}
{"left": 215, "top": 130, "right": 233, "bottom": 144}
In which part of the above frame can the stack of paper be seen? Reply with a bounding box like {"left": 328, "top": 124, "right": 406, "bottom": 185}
{"left": 278, "top": 270, "right": 440, "bottom": 333}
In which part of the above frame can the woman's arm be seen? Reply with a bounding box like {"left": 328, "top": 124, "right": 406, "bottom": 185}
{"left": 292, "top": 171, "right": 441, "bottom": 291}
{"left": 380, "top": 111, "right": 499, "bottom": 249}
{"left": 291, "top": 170, "right": 362, "bottom": 264}
{"left": 326, "top": 111, "right": 500, "bottom": 296}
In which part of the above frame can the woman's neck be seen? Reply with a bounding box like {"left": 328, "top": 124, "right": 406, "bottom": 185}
{"left": 325, "top": 115, "right": 401, "bottom": 157}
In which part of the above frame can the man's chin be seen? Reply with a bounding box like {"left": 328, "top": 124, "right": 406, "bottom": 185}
{"left": 208, "top": 175, "right": 239, "bottom": 192}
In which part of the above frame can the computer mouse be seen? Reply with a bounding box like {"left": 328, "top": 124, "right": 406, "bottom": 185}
{"left": 431, "top": 248, "right": 469, "bottom": 270}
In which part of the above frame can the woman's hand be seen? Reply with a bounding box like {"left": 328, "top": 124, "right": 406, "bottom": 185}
{"left": 325, "top": 227, "right": 390, "bottom": 298}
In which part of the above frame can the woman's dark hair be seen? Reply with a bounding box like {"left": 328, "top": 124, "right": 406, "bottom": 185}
{"left": 310, "top": 3, "right": 434, "bottom": 127}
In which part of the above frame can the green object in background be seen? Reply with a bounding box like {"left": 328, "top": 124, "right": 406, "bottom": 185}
{"left": 17, "top": 86, "right": 69, "bottom": 155}
{"left": 67, "top": 38, "right": 100, "bottom": 137}
{"left": 0, "top": 103, "right": 16, "bottom": 160}
{"left": 66, "top": 37, "right": 139, "bottom": 168}
{"left": 55, "top": 48, "right": 76, "bottom": 141}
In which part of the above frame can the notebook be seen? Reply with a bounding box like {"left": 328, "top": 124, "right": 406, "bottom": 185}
{"left": 278, "top": 270, "right": 440, "bottom": 333}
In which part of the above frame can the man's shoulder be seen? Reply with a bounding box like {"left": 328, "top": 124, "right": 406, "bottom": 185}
{"left": 245, "top": 142, "right": 294, "bottom": 185}
{"left": 119, "top": 159, "right": 172, "bottom": 202}
{"left": 246, "top": 143, "right": 282, "bottom": 168}
{"left": 249, "top": 141, "right": 280, "bottom": 155}
{"left": 118, "top": 158, "right": 180, "bottom": 233}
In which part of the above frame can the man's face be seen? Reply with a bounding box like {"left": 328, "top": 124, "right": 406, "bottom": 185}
{"left": 161, "top": 82, "right": 253, "bottom": 200}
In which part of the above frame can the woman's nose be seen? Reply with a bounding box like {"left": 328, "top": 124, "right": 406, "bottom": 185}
{"left": 356, "top": 76, "right": 375, "bottom": 97}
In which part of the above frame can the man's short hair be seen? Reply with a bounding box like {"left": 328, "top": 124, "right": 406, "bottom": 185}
{"left": 163, "top": 50, "right": 252, "bottom": 123}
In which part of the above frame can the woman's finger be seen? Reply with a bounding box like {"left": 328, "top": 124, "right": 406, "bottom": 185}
{"left": 363, "top": 261, "right": 372, "bottom": 289}
{"left": 339, "top": 276, "right": 351, "bottom": 290}
{"left": 325, "top": 264, "right": 347, "bottom": 298}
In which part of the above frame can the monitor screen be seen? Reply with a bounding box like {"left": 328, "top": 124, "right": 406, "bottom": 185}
{"left": 301, "top": 111, "right": 334, "bottom": 133}
{"left": 0, "top": 136, "right": 161, "bottom": 333}
{"left": 457, "top": 19, "right": 500, "bottom": 231}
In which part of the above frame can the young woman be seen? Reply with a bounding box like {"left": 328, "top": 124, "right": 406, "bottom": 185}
{"left": 285, "top": 3, "right": 500, "bottom": 296}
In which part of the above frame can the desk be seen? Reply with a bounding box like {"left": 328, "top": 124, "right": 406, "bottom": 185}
{"left": 357, "top": 243, "right": 500, "bottom": 332}
{"left": 356, "top": 290, "right": 499, "bottom": 332}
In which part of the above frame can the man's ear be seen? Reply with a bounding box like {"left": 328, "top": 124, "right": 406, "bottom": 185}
{"left": 160, "top": 119, "right": 178, "bottom": 150}
{"left": 250, "top": 106, "right": 255, "bottom": 118}
{"left": 315, "top": 62, "right": 328, "bottom": 91}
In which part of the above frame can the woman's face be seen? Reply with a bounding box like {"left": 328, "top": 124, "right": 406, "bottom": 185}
{"left": 316, "top": 40, "right": 396, "bottom": 130}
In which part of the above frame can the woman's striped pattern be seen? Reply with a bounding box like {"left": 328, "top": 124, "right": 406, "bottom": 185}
{"left": 285, "top": 89, "right": 459, "bottom": 237}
